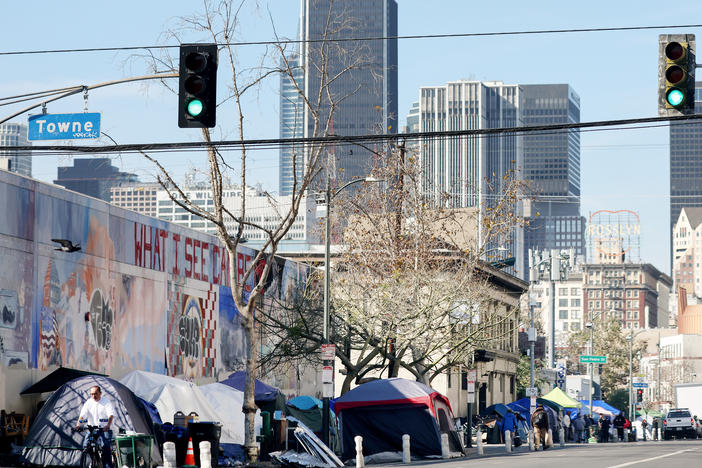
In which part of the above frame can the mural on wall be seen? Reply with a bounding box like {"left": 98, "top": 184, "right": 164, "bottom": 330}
{"left": 0, "top": 170, "right": 309, "bottom": 384}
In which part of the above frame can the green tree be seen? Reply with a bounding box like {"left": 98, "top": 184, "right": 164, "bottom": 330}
{"left": 606, "top": 388, "right": 629, "bottom": 415}
{"left": 516, "top": 353, "right": 548, "bottom": 398}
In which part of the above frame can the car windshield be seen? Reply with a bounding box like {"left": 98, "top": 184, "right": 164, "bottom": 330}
{"left": 667, "top": 411, "right": 691, "bottom": 418}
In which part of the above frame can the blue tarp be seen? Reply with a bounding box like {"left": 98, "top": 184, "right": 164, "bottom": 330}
{"left": 579, "top": 399, "right": 621, "bottom": 416}
{"left": 288, "top": 395, "right": 322, "bottom": 411}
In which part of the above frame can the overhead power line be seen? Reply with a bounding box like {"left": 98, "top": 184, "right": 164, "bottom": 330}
{"left": 6, "top": 112, "right": 702, "bottom": 156}
{"left": 2, "top": 23, "right": 702, "bottom": 56}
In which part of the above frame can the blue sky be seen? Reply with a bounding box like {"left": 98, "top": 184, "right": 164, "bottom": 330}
{"left": 3, "top": 0, "right": 702, "bottom": 273}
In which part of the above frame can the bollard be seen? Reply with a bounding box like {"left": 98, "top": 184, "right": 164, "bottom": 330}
{"left": 199, "top": 440, "right": 212, "bottom": 468}
{"left": 441, "top": 433, "right": 449, "bottom": 459}
{"left": 402, "top": 434, "right": 411, "bottom": 463}
{"left": 505, "top": 430, "right": 512, "bottom": 453}
{"left": 528, "top": 429, "right": 535, "bottom": 451}
{"left": 162, "top": 441, "right": 176, "bottom": 468}
{"left": 559, "top": 427, "right": 564, "bottom": 447}
{"left": 355, "top": 435, "right": 364, "bottom": 468}
{"left": 476, "top": 428, "right": 484, "bottom": 455}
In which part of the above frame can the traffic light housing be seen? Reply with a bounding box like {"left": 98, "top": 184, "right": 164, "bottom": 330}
{"left": 658, "top": 34, "right": 696, "bottom": 116}
{"left": 636, "top": 388, "right": 643, "bottom": 402}
{"left": 178, "top": 43, "right": 218, "bottom": 128}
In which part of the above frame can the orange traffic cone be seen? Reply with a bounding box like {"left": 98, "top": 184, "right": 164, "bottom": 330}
{"left": 184, "top": 437, "right": 197, "bottom": 467}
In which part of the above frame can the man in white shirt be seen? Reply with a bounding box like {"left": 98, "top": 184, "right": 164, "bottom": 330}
{"left": 75, "top": 385, "right": 115, "bottom": 468}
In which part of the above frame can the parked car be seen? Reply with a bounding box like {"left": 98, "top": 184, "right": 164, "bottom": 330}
{"left": 663, "top": 408, "right": 697, "bottom": 440}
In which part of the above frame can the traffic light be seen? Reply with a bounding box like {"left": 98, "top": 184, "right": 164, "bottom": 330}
{"left": 178, "top": 43, "right": 218, "bottom": 128}
{"left": 658, "top": 34, "right": 696, "bottom": 116}
{"left": 636, "top": 388, "right": 643, "bottom": 402}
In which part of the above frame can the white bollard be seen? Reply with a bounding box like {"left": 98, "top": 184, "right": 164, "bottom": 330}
{"left": 402, "top": 434, "right": 411, "bottom": 463}
{"left": 505, "top": 430, "right": 512, "bottom": 453}
{"left": 441, "top": 433, "right": 449, "bottom": 459}
{"left": 199, "top": 440, "right": 212, "bottom": 468}
{"left": 355, "top": 435, "right": 364, "bottom": 468}
{"left": 528, "top": 429, "right": 534, "bottom": 451}
{"left": 162, "top": 441, "right": 176, "bottom": 468}
{"left": 476, "top": 428, "right": 484, "bottom": 455}
{"left": 559, "top": 427, "right": 565, "bottom": 447}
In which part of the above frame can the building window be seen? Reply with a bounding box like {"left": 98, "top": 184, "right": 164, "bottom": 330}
{"left": 559, "top": 288, "right": 568, "bottom": 295}
{"left": 559, "top": 310, "right": 568, "bottom": 319}
{"left": 559, "top": 299, "right": 568, "bottom": 307}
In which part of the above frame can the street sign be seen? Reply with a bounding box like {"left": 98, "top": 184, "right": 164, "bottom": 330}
{"left": 28, "top": 113, "right": 101, "bottom": 140}
{"left": 320, "top": 344, "right": 336, "bottom": 360}
{"left": 466, "top": 368, "right": 477, "bottom": 404}
{"left": 633, "top": 382, "right": 649, "bottom": 388}
{"left": 579, "top": 355, "right": 607, "bottom": 364}
{"left": 526, "top": 387, "right": 539, "bottom": 397}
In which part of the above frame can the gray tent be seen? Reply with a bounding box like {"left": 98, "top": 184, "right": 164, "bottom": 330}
{"left": 20, "top": 375, "right": 161, "bottom": 467}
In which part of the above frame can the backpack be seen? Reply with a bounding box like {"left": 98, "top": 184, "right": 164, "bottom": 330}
{"left": 533, "top": 410, "right": 548, "bottom": 428}
{"left": 624, "top": 419, "right": 631, "bottom": 429}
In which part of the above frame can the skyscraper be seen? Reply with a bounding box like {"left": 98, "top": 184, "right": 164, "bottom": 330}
{"left": 54, "top": 158, "right": 139, "bottom": 201}
{"left": 279, "top": 0, "right": 398, "bottom": 194}
{"left": 670, "top": 83, "right": 702, "bottom": 250}
{"left": 416, "top": 80, "right": 524, "bottom": 274}
{"left": 521, "top": 84, "right": 585, "bottom": 269}
{"left": 0, "top": 123, "right": 31, "bottom": 177}
{"left": 280, "top": 53, "right": 305, "bottom": 196}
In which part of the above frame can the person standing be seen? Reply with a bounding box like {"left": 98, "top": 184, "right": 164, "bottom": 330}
{"left": 563, "top": 411, "right": 571, "bottom": 441}
{"left": 572, "top": 414, "right": 586, "bottom": 443}
{"left": 651, "top": 417, "right": 659, "bottom": 441}
{"left": 598, "top": 415, "right": 611, "bottom": 443}
{"left": 531, "top": 404, "right": 551, "bottom": 450}
{"left": 613, "top": 413, "right": 626, "bottom": 441}
{"left": 641, "top": 417, "right": 649, "bottom": 441}
{"left": 75, "top": 385, "right": 115, "bottom": 468}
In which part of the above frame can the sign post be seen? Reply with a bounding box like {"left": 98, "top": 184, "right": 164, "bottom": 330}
{"left": 466, "top": 369, "right": 477, "bottom": 448}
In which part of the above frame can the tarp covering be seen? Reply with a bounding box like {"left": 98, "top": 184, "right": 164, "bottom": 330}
{"left": 120, "top": 370, "right": 260, "bottom": 446}
{"left": 579, "top": 400, "right": 621, "bottom": 416}
{"left": 219, "top": 371, "right": 280, "bottom": 402}
{"left": 20, "top": 367, "right": 106, "bottom": 395}
{"left": 541, "top": 387, "right": 582, "bottom": 408}
{"left": 19, "top": 375, "right": 160, "bottom": 467}
{"left": 334, "top": 378, "right": 460, "bottom": 460}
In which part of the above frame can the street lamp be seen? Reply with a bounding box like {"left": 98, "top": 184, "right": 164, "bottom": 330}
{"left": 321, "top": 175, "right": 383, "bottom": 445}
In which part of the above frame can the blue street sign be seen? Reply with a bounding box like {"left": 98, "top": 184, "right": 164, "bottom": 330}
{"left": 28, "top": 113, "right": 101, "bottom": 140}
{"left": 632, "top": 382, "right": 649, "bottom": 388}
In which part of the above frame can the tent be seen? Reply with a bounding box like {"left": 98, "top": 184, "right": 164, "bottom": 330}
{"left": 542, "top": 388, "right": 582, "bottom": 408}
{"left": 333, "top": 378, "right": 463, "bottom": 460}
{"left": 20, "top": 367, "right": 106, "bottom": 395}
{"left": 120, "top": 370, "right": 260, "bottom": 447}
{"left": 579, "top": 400, "right": 621, "bottom": 416}
{"left": 218, "top": 371, "right": 285, "bottom": 415}
{"left": 19, "top": 375, "right": 161, "bottom": 467}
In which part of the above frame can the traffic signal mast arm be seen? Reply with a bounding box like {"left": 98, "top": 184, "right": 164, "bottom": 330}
{"left": 0, "top": 73, "right": 178, "bottom": 126}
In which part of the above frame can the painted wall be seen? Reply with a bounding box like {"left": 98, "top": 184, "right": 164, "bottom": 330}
{"left": 0, "top": 170, "right": 309, "bottom": 397}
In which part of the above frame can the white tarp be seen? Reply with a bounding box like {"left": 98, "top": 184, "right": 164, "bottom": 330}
{"left": 120, "top": 370, "right": 259, "bottom": 445}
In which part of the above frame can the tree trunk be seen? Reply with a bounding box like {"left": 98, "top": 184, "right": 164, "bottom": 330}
{"left": 242, "top": 311, "right": 259, "bottom": 462}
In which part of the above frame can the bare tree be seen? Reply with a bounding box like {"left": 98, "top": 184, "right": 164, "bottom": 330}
{"left": 139, "top": 0, "right": 374, "bottom": 460}
{"left": 258, "top": 144, "right": 529, "bottom": 391}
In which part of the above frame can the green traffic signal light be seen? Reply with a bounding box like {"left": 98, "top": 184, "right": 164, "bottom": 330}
{"left": 666, "top": 88, "right": 685, "bottom": 107}
{"left": 187, "top": 99, "right": 204, "bottom": 117}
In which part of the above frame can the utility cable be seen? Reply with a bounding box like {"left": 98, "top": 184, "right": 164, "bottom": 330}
{"left": 6, "top": 112, "right": 702, "bottom": 156}
{"left": 2, "top": 23, "right": 702, "bottom": 56}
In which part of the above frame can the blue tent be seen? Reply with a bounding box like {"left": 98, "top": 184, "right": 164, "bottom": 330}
{"left": 220, "top": 371, "right": 280, "bottom": 402}
{"left": 287, "top": 395, "right": 322, "bottom": 411}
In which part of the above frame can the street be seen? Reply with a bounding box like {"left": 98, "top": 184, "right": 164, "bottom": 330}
{"left": 374, "top": 439, "right": 702, "bottom": 468}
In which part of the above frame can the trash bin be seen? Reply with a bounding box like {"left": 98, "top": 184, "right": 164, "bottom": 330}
{"left": 115, "top": 434, "right": 154, "bottom": 468}
{"left": 188, "top": 422, "right": 222, "bottom": 467}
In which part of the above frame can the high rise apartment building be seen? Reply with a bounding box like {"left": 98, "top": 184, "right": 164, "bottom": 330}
{"left": 670, "top": 83, "right": 702, "bottom": 248}
{"left": 280, "top": 0, "right": 398, "bottom": 193}
{"left": 279, "top": 53, "right": 305, "bottom": 196}
{"left": 672, "top": 207, "right": 702, "bottom": 297}
{"left": 110, "top": 184, "right": 159, "bottom": 218}
{"left": 0, "top": 123, "right": 31, "bottom": 177}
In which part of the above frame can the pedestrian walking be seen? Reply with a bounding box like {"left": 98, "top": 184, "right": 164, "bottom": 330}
{"left": 641, "top": 418, "right": 649, "bottom": 441}
{"left": 613, "top": 413, "right": 626, "bottom": 441}
{"left": 531, "top": 404, "right": 551, "bottom": 450}
{"left": 652, "top": 417, "right": 659, "bottom": 441}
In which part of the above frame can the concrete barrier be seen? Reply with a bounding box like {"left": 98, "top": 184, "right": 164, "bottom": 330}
{"left": 505, "top": 430, "right": 512, "bottom": 453}
{"left": 162, "top": 441, "right": 176, "bottom": 468}
{"left": 402, "top": 434, "right": 410, "bottom": 463}
{"left": 476, "top": 428, "right": 484, "bottom": 455}
{"left": 441, "top": 433, "right": 449, "bottom": 458}
{"left": 355, "top": 435, "right": 364, "bottom": 468}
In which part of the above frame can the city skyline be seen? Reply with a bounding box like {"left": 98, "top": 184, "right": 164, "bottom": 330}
{"left": 3, "top": 1, "right": 702, "bottom": 273}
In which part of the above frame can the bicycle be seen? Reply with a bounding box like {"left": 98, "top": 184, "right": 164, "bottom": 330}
{"left": 73, "top": 424, "right": 117, "bottom": 468}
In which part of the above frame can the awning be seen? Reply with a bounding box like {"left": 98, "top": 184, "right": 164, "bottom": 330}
{"left": 20, "top": 367, "right": 106, "bottom": 395}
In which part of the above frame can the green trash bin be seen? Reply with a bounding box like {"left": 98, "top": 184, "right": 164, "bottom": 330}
{"left": 115, "top": 434, "right": 154, "bottom": 468}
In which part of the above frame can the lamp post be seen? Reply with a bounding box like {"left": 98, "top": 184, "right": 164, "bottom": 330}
{"left": 321, "top": 175, "right": 383, "bottom": 446}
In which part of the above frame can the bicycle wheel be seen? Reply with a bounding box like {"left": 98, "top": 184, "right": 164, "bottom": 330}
{"left": 80, "top": 450, "right": 104, "bottom": 468}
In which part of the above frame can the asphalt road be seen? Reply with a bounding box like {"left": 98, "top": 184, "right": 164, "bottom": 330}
{"left": 373, "top": 439, "right": 702, "bottom": 468}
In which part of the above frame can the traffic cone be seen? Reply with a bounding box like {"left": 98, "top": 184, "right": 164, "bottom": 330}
{"left": 183, "top": 437, "right": 197, "bottom": 467}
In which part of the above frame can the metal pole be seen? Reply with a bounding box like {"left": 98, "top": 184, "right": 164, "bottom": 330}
{"left": 322, "top": 177, "right": 331, "bottom": 446}
{"left": 657, "top": 331, "right": 661, "bottom": 409}
{"left": 589, "top": 324, "right": 594, "bottom": 419}
{"left": 629, "top": 331, "right": 636, "bottom": 421}
{"left": 529, "top": 305, "right": 535, "bottom": 388}
{"left": 551, "top": 280, "right": 556, "bottom": 370}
